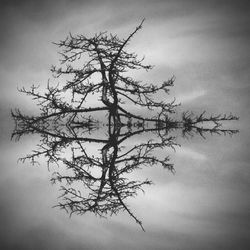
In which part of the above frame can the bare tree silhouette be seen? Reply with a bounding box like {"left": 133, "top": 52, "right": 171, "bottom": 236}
{"left": 12, "top": 20, "right": 238, "bottom": 231}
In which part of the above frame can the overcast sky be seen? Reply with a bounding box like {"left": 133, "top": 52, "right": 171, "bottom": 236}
{"left": 0, "top": 0, "right": 250, "bottom": 249}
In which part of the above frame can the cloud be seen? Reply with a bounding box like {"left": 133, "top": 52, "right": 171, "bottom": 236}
{"left": 176, "top": 89, "right": 206, "bottom": 104}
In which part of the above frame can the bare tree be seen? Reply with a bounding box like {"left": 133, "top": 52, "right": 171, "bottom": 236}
{"left": 11, "top": 20, "right": 238, "bottom": 231}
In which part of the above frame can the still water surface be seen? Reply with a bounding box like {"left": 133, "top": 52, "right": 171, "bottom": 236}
{"left": 0, "top": 111, "right": 249, "bottom": 250}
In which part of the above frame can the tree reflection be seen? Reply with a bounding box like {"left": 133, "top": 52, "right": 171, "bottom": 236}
{"left": 12, "top": 112, "right": 238, "bottom": 231}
